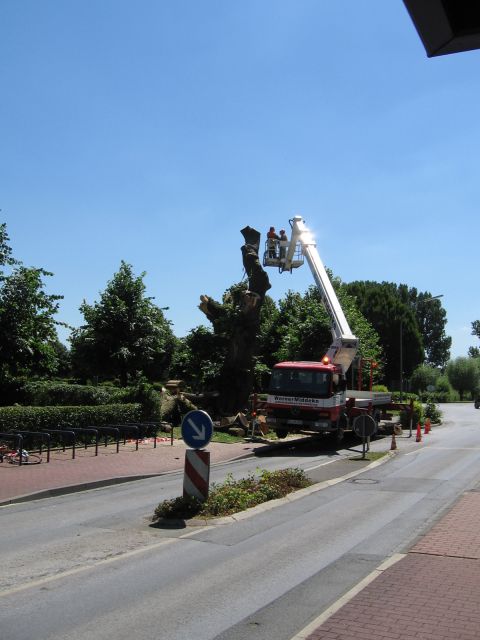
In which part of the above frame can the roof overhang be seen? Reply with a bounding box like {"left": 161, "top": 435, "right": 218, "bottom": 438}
{"left": 403, "top": 1, "right": 480, "bottom": 57}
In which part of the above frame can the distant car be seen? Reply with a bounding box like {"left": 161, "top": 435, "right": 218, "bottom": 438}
{"left": 475, "top": 398, "right": 480, "bottom": 409}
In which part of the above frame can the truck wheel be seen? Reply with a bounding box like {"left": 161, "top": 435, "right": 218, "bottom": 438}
{"left": 275, "top": 429, "right": 288, "bottom": 439}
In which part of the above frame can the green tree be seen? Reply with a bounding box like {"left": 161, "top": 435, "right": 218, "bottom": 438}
{"left": 0, "top": 224, "right": 63, "bottom": 380}
{"left": 410, "top": 364, "right": 440, "bottom": 395}
{"left": 469, "top": 320, "right": 480, "bottom": 358}
{"left": 170, "top": 326, "right": 223, "bottom": 392}
{"left": 0, "top": 223, "right": 18, "bottom": 271}
{"left": 70, "top": 262, "right": 175, "bottom": 386}
{"left": 413, "top": 291, "right": 451, "bottom": 368}
{"left": 446, "top": 357, "right": 480, "bottom": 400}
{"left": 257, "top": 279, "right": 383, "bottom": 387}
{"left": 0, "top": 266, "right": 63, "bottom": 379}
{"left": 344, "top": 281, "right": 423, "bottom": 387}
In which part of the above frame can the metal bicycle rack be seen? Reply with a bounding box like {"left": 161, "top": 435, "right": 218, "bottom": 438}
{"left": 14, "top": 431, "right": 51, "bottom": 463}
{"left": 41, "top": 430, "right": 76, "bottom": 459}
{"left": 68, "top": 428, "right": 100, "bottom": 456}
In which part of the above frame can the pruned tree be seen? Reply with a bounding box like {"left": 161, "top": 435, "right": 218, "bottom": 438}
{"left": 198, "top": 226, "right": 271, "bottom": 415}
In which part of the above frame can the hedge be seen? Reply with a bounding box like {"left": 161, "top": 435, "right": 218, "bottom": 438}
{"left": 21, "top": 382, "right": 125, "bottom": 407}
{"left": 0, "top": 403, "right": 143, "bottom": 434}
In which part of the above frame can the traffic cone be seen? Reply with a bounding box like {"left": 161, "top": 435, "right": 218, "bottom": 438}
{"left": 425, "top": 417, "right": 431, "bottom": 434}
{"left": 416, "top": 422, "right": 422, "bottom": 442}
{"left": 390, "top": 432, "right": 397, "bottom": 450}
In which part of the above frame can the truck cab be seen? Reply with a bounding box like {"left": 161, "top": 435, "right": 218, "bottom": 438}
{"left": 266, "top": 361, "right": 346, "bottom": 438}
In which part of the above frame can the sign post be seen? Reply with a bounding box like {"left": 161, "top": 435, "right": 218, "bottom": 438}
{"left": 353, "top": 414, "right": 377, "bottom": 459}
{"left": 181, "top": 410, "right": 213, "bottom": 501}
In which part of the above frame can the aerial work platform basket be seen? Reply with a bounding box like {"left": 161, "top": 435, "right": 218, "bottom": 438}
{"left": 262, "top": 239, "right": 304, "bottom": 272}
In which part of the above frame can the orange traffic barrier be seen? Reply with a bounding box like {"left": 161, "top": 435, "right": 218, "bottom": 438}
{"left": 416, "top": 422, "right": 422, "bottom": 442}
{"left": 425, "top": 417, "right": 431, "bottom": 434}
{"left": 390, "top": 432, "right": 397, "bottom": 450}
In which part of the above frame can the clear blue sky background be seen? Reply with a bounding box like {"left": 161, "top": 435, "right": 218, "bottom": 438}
{"left": 1, "top": 1, "right": 478, "bottom": 359}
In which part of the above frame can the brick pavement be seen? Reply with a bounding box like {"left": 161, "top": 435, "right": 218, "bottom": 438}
{"left": 306, "top": 492, "right": 480, "bottom": 640}
{"left": 0, "top": 438, "right": 265, "bottom": 504}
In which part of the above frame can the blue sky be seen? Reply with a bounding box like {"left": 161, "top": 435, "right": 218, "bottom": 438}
{"left": 1, "top": 1, "right": 479, "bottom": 359}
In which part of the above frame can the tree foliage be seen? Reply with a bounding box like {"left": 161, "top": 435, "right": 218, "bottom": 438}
{"left": 256, "top": 278, "right": 383, "bottom": 387}
{"left": 344, "top": 281, "right": 422, "bottom": 386}
{"left": 413, "top": 290, "right": 451, "bottom": 368}
{"left": 0, "top": 223, "right": 63, "bottom": 381}
{"left": 70, "top": 261, "right": 175, "bottom": 386}
{"left": 170, "top": 326, "right": 223, "bottom": 392}
{"left": 469, "top": 320, "right": 480, "bottom": 358}
{"left": 344, "top": 281, "right": 451, "bottom": 385}
{"left": 446, "top": 357, "right": 480, "bottom": 400}
{"left": 410, "top": 364, "right": 440, "bottom": 395}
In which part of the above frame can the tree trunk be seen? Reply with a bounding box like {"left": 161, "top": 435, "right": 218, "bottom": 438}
{"left": 199, "top": 226, "right": 271, "bottom": 416}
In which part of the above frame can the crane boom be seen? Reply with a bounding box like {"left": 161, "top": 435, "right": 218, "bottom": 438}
{"left": 265, "top": 215, "right": 358, "bottom": 374}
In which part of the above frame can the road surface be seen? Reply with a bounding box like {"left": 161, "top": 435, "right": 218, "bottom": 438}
{"left": 0, "top": 403, "right": 479, "bottom": 640}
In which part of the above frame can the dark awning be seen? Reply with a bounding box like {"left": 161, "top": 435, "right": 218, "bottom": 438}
{"left": 403, "top": 1, "right": 480, "bottom": 57}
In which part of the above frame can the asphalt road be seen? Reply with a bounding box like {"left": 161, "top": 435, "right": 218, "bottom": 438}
{"left": 0, "top": 403, "right": 479, "bottom": 640}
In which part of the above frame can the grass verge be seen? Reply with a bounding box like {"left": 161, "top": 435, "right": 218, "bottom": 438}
{"left": 171, "top": 426, "right": 246, "bottom": 443}
{"left": 153, "top": 468, "right": 312, "bottom": 521}
{"left": 348, "top": 451, "right": 388, "bottom": 462}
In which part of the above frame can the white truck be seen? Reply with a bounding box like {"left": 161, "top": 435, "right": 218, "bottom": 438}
{"left": 262, "top": 215, "right": 408, "bottom": 440}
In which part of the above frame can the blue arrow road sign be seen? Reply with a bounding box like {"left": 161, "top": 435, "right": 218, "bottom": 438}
{"left": 181, "top": 410, "right": 214, "bottom": 449}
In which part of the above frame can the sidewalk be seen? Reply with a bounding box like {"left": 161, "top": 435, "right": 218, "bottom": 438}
{"left": 0, "top": 437, "right": 267, "bottom": 505}
{"left": 297, "top": 490, "right": 480, "bottom": 640}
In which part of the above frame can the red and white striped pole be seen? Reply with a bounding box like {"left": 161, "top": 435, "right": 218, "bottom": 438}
{"left": 183, "top": 449, "right": 210, "bottom": 501}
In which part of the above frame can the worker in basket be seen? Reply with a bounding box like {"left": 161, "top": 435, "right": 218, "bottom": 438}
{"left": 267, "top": 226, "right": 280, "bottom": 258}
{"left": 279, "top": 229, "right": 288, "bottom": 261}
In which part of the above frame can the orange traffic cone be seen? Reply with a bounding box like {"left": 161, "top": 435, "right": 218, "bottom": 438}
{"left": 390, "top": 432, "right": 397, "bottom": 450}
{"left": 425, "top": 417, "right": 431, "bottom": 434}
{"left": 416, "top": 422, "right": 422, "bottom": 442}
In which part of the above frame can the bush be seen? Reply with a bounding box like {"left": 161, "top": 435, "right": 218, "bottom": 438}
{"left": 121, "top": 381, "right": 162, "bottom": 421}
{"left": 424, "top": 401, "right": 442, "bottom": 424}
{"left": 399, "top": 399, "right": 423, "bottom": 428}
{"left": 372, "top": 385, "right": 388, "bottom": 393}
{"left": 0, "top": 379, "right": 126, "bottom": 407}
{"left": 430, "top": 375, "right": 458, "bottom": 403}
{"left": 153, "top": 468, "right": 312, "bottom": 520}
{"left": 410, "top": 364, "right": 440, "bottom": 395}
{"left": 22, "top": 381, "right": 125, "bottom": 406}
{"left": 0, "top": 403, "right": 142, "bottom": 434}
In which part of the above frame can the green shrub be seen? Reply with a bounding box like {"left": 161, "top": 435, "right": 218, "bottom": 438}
{"left": 153, "top": 468, "right": 312, "bottom": 521}
{"left": 0, "top": 403, "right": 142, "bottom": 434}
{"left": 399, "top": 399, "right": 423, "bottom": 428}
{"left": 22, "top": 381, "right": 125, "bottom": 406}
{"left": 424, "top": 401, "right": 443, "bottom": 424}
{"left": 431, "top": 375, "right": 458, "bottom": 402}
{"left": 372, "top": 385, "right": 388, "bottom": 393}
{"left": 121, "top": 381, "right": 161, "bottom": 421}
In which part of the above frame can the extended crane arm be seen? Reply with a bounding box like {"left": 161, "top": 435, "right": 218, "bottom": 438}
{"left": 283, "top": 216, "right": 359, "bottom": 374}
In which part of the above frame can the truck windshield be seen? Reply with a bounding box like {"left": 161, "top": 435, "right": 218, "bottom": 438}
{"left": 269, "top": 368, "right": 331, "bottom": 398}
